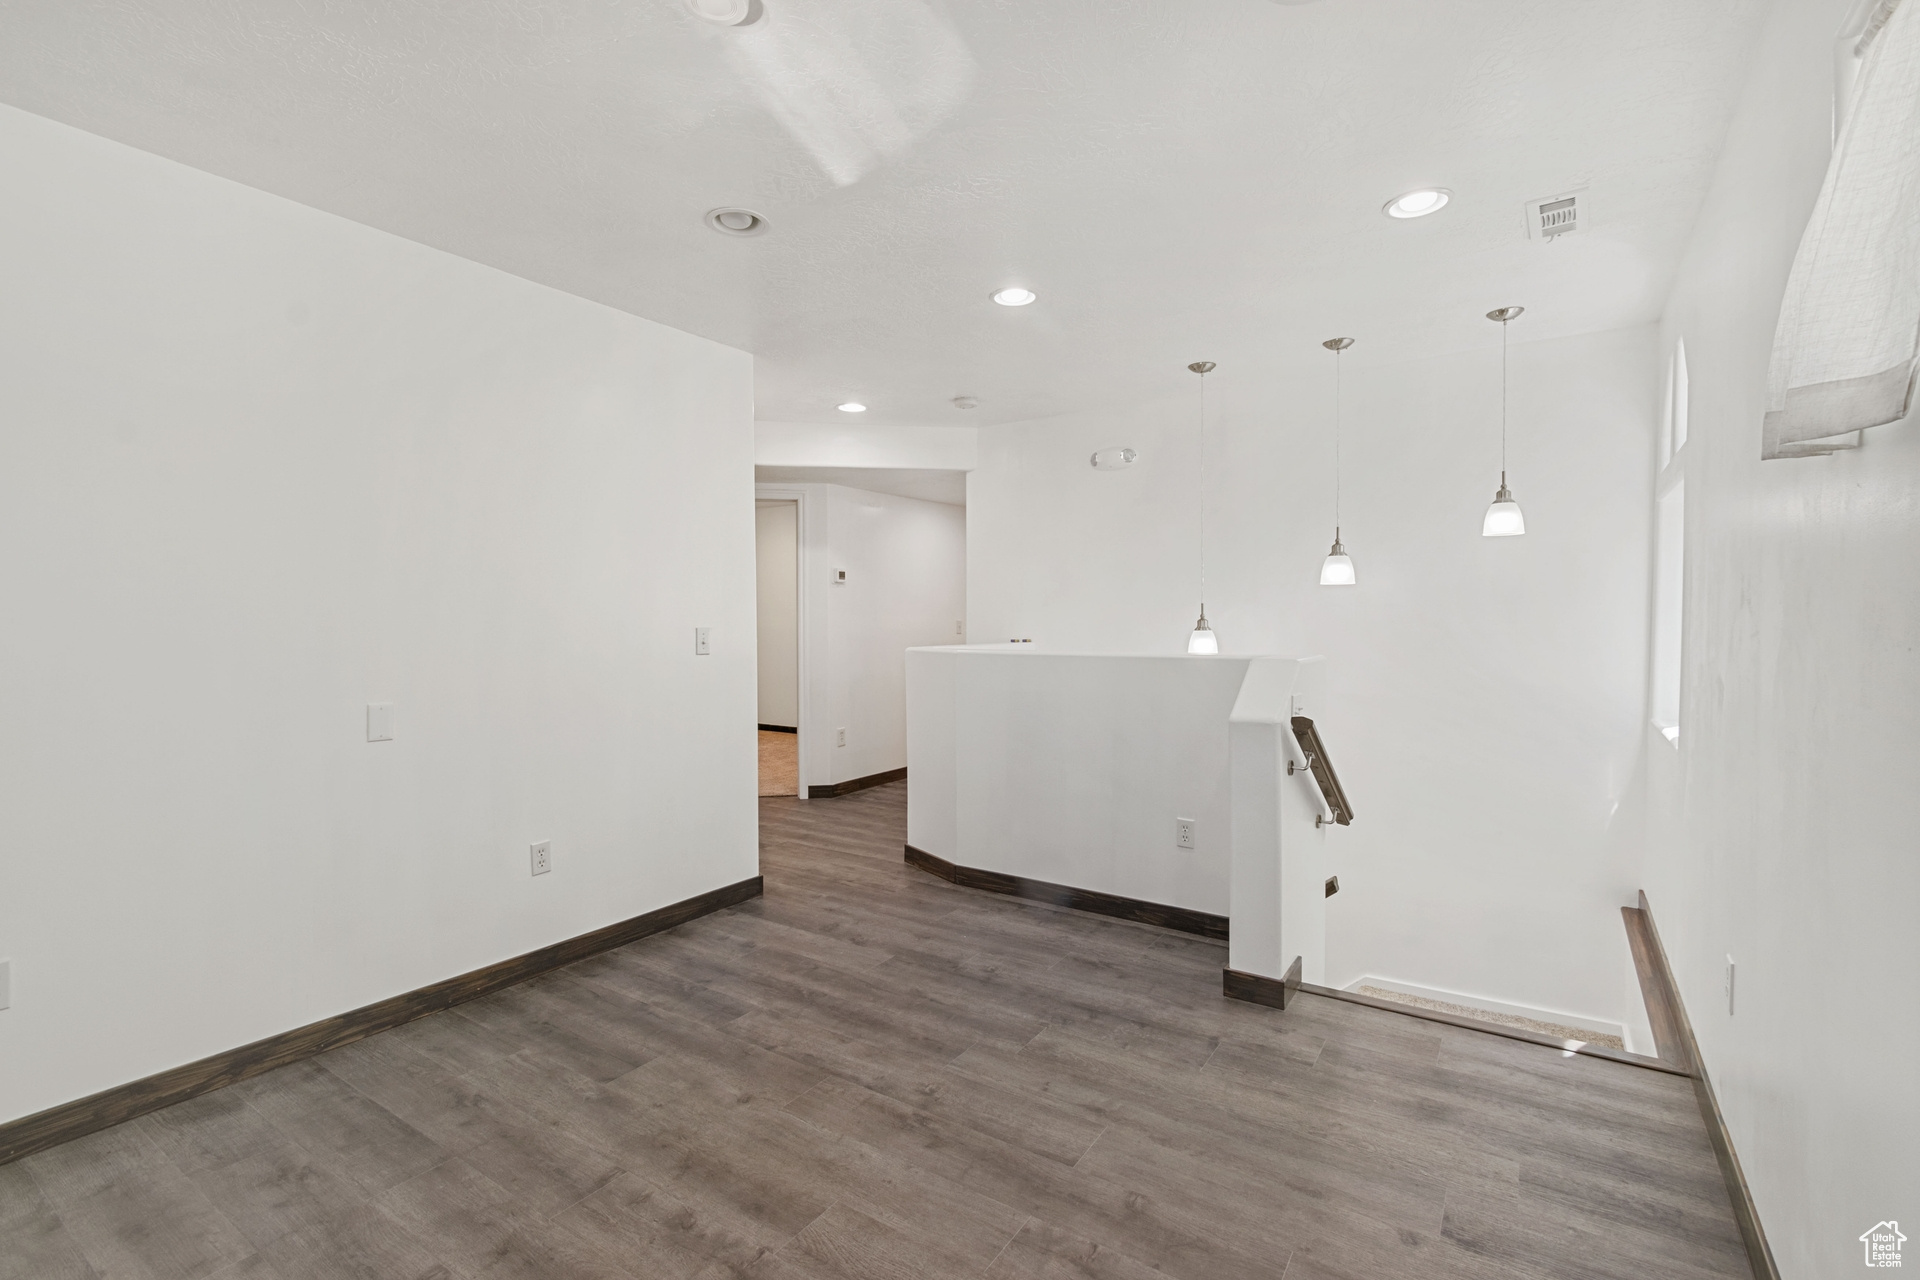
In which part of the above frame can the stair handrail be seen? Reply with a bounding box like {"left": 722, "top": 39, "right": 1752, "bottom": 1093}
{"left": 1288, "top": 715, "right": 1354, "bottom": 827}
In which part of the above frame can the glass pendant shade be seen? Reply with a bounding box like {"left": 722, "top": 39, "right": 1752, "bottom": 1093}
{"left": 1482, "top": 476, "right": 1526, "bottom": 537}
{"left": 1187, "top": 607, "right": 1219, "bottom": 655}
{"left": 1319, "top": 532, "right": 1356, "bottom": 586}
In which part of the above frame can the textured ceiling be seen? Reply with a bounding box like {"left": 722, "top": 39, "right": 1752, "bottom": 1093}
{"left": 0, "top": 0, "right": 1768, "bottom": 426}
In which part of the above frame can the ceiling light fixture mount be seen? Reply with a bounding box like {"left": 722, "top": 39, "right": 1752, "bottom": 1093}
{"left": 838, "top": 402, "right": 867, "bottom": 413}
{"left": 1320, "top": 338, "right": 1357, "bottom": 586}
{"left": 705, "top": 207, "right": 769, "bottom": 237}
{"left": 1187, "top": 361, "right": 1219, "bottom": 655}
{"left": 1383, "top": 188, "right": 1452, "bottom": 219}
{"left": 685, "top": 0, "right": 762, "bottom": 27}
{"left": 951, "top": 396, "right": 978, "bottom": 409}
{"left": 991, "top": 287, "right": 1036, "bottom": 307}
{"left": 1482, "top": 306, "right": 1527, "bottom": 537}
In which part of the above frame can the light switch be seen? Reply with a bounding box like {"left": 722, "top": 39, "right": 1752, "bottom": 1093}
{"left": 695, "top": 627, "right": 712, "bottom": 655}
{"left": 367, "top": 703, "right": 394, "bottom": 742}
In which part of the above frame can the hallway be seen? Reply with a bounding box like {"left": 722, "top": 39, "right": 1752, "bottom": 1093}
{"left": 4, "top": 785, "right": 1750, "bottom": 1280}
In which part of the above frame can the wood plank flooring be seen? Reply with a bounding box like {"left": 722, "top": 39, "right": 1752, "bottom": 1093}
{"left": 2, "top": 782, "right": 1753, "bottom": 1280}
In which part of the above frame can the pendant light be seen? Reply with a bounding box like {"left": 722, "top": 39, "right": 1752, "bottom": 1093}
{"left": 1187, "top": 361, "right": 1219, "bottom": 654}
{"left": 1319, "top": 338, "right": 1357, "bottom": 586}
{"left": 1482, "top": 307, "right": 1527, "bottom": 537}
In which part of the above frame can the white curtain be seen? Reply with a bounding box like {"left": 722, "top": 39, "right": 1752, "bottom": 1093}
{"left": 1764, "top": 0, "right": 1920, "bottom": 459}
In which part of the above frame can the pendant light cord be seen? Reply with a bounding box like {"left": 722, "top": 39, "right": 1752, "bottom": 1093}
{"left": 1198, "top": 369, "right": 1207, "bottom": 610}
{"left": 1334, "top": 347, "right": 1342, "bottom": 535}
{"left": 1500, "top": 317, "right": 1509, "bottom": 481}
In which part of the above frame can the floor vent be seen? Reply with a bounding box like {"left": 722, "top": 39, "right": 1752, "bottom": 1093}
{"left": 1525, "top": 190, "right": 1584, "bottom": 240}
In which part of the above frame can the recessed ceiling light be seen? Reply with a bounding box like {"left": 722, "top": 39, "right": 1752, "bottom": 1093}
{"left": 705, "top": 207, "right": 769, "bottom": 236}
{"left": 1383, "top": 188, "right": 1451, "bottom": 219}
{"left": 838, "top": 402, "right": 867, "bottom": 413}
{"left": 991, "top": 287, "right": 1036, "bottom": 306}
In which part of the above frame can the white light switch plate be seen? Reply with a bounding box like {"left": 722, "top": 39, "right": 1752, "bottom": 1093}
{"left": 367, "top": 703, "right": 394, "bottom": 742}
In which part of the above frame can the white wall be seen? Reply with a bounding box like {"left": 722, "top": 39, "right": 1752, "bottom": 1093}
{"left": 0, "top": 106, "right": 758, "bottom": 1126}
{"left": 755, "top": 500, "right": 800, "bottom": 728}
{"left": 755, "top": 422, "right": 976, "bottom": 471}
{"left": 765, "top": 483, "right": 965, "bottom": 790}
{"left": 906, "top": 650, "right": 1251, "bottom": 916}
{"left": 967, "top": 325, "right": 1656, "bottom": 1030}
{"left": 1642, "top": 0, "right": 1919, "bottom": 1270}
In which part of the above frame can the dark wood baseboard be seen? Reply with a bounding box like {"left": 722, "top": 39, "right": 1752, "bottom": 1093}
{"left": 1631, "top": 892, "right": 1779, "bottom": 1280}
{"left": 1622, "top": 904, "right": 1689, "bottom": 1070}
{"left": 1294, "top": 981, "right": 1687, "bottom": 1075}
{"left": 808, "top": 767, "right": 906, "bottom": 798}
{"left": 0, "top": 875, "right": 764, "bottom": 1169}
{"left": 757, "top": 724, "right": 797, "bottom": 734}
{"left": 903, "top": 844, "right": 1229, "bottom": 939}
{"left": 1223, "top": 957, "right": 1302, "bottom": 1009}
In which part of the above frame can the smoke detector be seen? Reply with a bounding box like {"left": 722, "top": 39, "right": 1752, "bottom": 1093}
{"left": 686, "top": 0, "right": 761, "bottom": 26}
{"left": 951, "top": 396, "right": 978, "bottom": 410}
{"left": 1525, "top": 190, "right": 1585, "bottom": 240}
{"left": 705, "top": 207, "right": 769, "bottom": 237}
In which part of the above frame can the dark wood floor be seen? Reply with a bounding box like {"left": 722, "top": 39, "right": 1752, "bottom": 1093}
{"left": 3, "top": 782, "right": 1752, "bottom": 1280}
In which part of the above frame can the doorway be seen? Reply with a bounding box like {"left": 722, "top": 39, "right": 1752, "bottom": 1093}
{"left": 755, "top": 498, "right": 800, "bottom": 796}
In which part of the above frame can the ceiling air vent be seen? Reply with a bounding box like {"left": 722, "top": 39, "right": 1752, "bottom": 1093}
{"left": 1525, "top": 190, "right": 1585, "bottom": 241}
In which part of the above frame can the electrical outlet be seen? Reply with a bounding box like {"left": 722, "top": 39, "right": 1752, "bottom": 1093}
{"left": 835, "top": 727, "right": 847, "bottom": 748}
{"left": 1175, "top": 818, "right": 1196, "bottom": 849}
{"left": 694, "top": 627, "right": 711, "bottom": 655}
{"left": 530, "top": 840, "right": 552, "bottom": 877}
{"left": 1724, "top": 955, "right": 1736, "bottom": 1015}
{"left": 366, "top": 702, "right": 394, "bottom": 742}
{"left": 955, "top": 620, "right": 964, "bottom": 637}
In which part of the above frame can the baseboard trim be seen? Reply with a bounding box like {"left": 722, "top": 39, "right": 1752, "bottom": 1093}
{"left": 1621, "top": 905, "right": 1689, "bottom": 1069}
{"left": 1631, "top": 891, "right": 1779, "bottom": 1280}
{"left": 1295, "top": 982, "right": 1689, "bottom": 1076}
{"left": 1223, "top": 958, "right": 1302, "bottom": 1009}
{"left": 1344, "top": 974, "right": 1627, "bottom": 1044}
{"left": 903, "top": 845, "right": 1228, "bottom": 939}
{"left": 809, "top": 767, "right": 907, "bottom": 798}
{"left": 0, "top": 874, "right": 764, "bottom": 1168}
{"left": 757, "top": 724, "right": 797, "bottom": 734}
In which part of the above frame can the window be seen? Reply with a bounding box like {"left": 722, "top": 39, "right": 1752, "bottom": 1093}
{"left": 1671, "top": 340, "right": 1689, "bottom": 457}
{"left": 1651, "top": 480, "right": 1685, "bottom": 744}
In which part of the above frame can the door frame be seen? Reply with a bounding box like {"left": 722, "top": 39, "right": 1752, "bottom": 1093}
{"left": 753, "top": 486, "right": 811, "bottom": 798}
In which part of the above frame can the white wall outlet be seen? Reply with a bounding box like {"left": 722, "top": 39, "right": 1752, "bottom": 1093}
{"left": 1175, "top": 818, "right": 1196, "bottom": 849}
{"left": 1725, "top": 955, "right": 1736, "bottom": 1015}
{"left": 955, "top": 620, "right": 964, "bottom": 637}
{"left": 366, "top": 703, "right": 394, "bottom": 742}
{"left": 0, "top": 959, "right": 10, "bottom": 1010}
{"left": 694, "top": 627, "right": 711, "bottom": 655}
{"left": 530, "top": 840, "right": 552, "bottom": 876}
{"left": 835, "top": 727, "right": 847, "bottom": 747}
